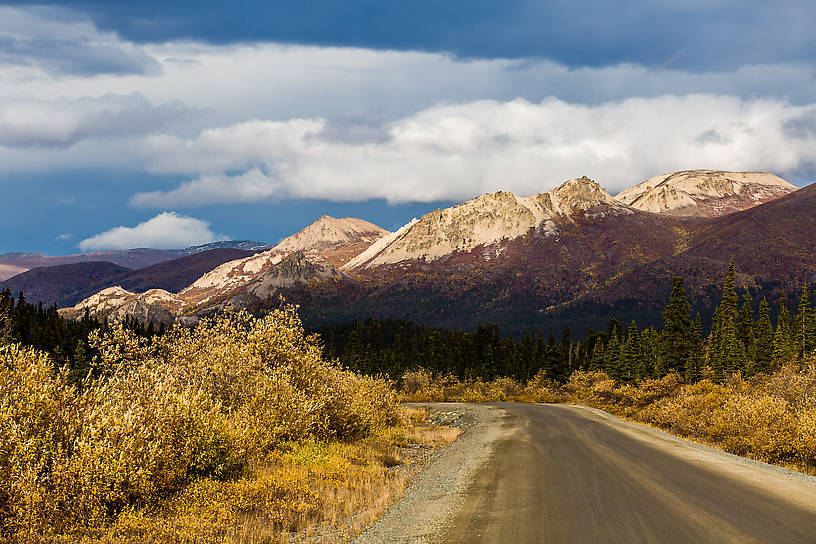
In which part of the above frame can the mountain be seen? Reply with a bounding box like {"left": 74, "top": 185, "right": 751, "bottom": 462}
{"left": 60, "top": 287, "right": 183, "bottom": 326}
{"left": 61, "top": 216, "right": 387, "bottom": 324}
{"left": 344, "top": 177, "right": 630, "bottom": 269}
{"left": 614, "top": 170, "right": 795, "bottom": 217}
{"left": 178, "top": 216, "right": 387, "bottom": 309}
{"left": 0, "top": 241, "right": 271, "bottom": 281}
{"left": 61, "top": 171, "right": 811, "bottom": 336}
{"left": 2, "top": 248, "right": 255, "bottom": 307}
{"left": 298, "top": 179, "right": 814, "bottom": 335}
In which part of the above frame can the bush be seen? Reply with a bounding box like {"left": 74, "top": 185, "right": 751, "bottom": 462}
{"left": 0, "top": 307, "right": 400, "bottom": 538}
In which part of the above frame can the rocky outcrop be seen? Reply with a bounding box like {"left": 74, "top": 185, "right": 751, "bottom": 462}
{"left": 614, "top": 170, "right": 795, "bottom": 217}
{"left": 61, "top": 216, "right": 376, "bottom": 325}
{"left": 60, "top": 287, "right": 182, "bottom": 326}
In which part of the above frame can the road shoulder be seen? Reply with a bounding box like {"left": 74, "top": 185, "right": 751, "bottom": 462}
{"left": 353, "top": 403, "right": 510, "bottom": 544}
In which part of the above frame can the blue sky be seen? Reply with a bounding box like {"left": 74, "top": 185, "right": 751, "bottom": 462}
{"left": 1, "top": 1, "right": 816, "bottom": 254}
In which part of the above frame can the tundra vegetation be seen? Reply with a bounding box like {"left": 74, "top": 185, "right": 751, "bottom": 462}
{"left": 0, "top": 306, "right": 455, "bottom": 543}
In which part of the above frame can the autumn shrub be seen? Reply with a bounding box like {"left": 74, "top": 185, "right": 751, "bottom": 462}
{"left": 0, "top": 307, "right": 400, "bottom": 539}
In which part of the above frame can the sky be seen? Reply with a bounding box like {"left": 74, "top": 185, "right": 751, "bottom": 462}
{"left": 1, "top": 1, "right": 816, "bottom": 254}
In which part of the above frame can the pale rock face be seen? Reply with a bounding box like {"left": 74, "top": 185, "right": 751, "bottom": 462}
{"left": 274, "top": 216, "right": 388, "bottom": 252}
{"left": 614, "top": 170, "right": 795, "bottom": 217}
{"left": 343, "top": 176, "right": 629, "bottom": 269}
{"left": 62, "top": 215, "right": 388, "bottom": 324}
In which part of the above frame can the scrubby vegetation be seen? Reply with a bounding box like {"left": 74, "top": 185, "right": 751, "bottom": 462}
{"left": 0, "top": 306, "right": 421, "bottom": 543}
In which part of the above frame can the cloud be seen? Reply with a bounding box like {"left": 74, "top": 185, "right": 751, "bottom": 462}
{"left": 55, "top": 233, "right": 72, "bottom": 241}
{"left": 34, "top": 1, "right": 816, "bottom": 71}
{"left": 78, "top": 212, "right": 227, "bottom": 250}
{"left": 0, "top": 6, "right": 161, "bottom": 76}
{"left": 132, "top": 95, "right": 816, "bottom": 206}
{"left": 0, "top": 94, "right": 192, "bottom": 148}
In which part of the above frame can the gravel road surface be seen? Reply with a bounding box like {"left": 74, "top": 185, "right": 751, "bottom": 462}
{"left": 358, "top": 402, "right": 816, "bottom": 543}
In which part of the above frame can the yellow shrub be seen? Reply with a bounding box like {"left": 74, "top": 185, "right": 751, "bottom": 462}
{"left": 0, "top": 307, "right": 400, "bottom": 539}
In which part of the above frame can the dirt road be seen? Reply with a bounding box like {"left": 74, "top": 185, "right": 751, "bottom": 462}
{"left": 435, "top": 403, "right": 816, "bottom": 543}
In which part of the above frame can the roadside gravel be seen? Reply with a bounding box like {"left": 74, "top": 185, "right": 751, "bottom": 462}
{"left": 352, "top": 403, "right": 508, "bottom": 544}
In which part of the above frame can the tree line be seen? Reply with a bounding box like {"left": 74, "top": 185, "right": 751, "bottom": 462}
{"left": 319, "top": 261, "right": 816, "bottom": 383}
{"left": 4, "top": 259, "right": 815, "bottom": 386}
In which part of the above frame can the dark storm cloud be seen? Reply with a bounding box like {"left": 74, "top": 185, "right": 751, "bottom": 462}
{"left": 0, "top": 5, "right": 161, "bottom": 76}
{"left": 783, "top": 110, "right": 816, "bottom": 139}
{"left": 0, "top": 35, "right": 160, "bottom": 75}
{"left": 312, "top": 117, "right": 392, "bottom": 145}
{"left": 7, "top": 0, "right": 816, "bottom": 71}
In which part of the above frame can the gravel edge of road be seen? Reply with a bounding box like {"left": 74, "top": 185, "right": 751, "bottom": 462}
{"left": 352, "top": 403, "right": 507, "bottom": 544}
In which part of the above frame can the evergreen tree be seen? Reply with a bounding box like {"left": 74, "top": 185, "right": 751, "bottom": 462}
{"left": 807, "top": 285, "right": 816, "bottom": 357}
{"left": 754, "top": 298, "right": 774, "bottom": 373}
{"left": 684, "top": 314, "right": 703, "bottom": 382}
{"left": 661, "top": 276, "right": 694, "bottom": 375}
{"left": 774, "top": 291, "right": 797, "bottom": 362}
{"left": 795, "top": 287, "right": 813, "bottom": 359}
{"left": 621, "top": 321, "right": 642, "bottom": 382}
{"left": 738, "top": 294, "right": 756, "bottom": 363}
{"left": 589, "top": 336, "right": 606, "bottom": 371}
{"left": 604, "top": 327, "right": 623, "bottom": 381}
{"left": 711, "top": 261, "right": 748, "bottom": 378}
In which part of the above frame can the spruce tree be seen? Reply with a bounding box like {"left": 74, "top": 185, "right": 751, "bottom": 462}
{"left": 711, "top": 261, "right": 748, "bottom": 378}
{"left": 661, "top": 276, "right": 694, "bottom": 375}
{"left": 621, "top": 321, "right": 642, "bottom": 382}
{"left": 795, "top": 287, "right": 812, "bottom": 359}
{"left": 684, "top": 314, "right": 703, "bottom": 382}
{"left": 738, "top": 294, "right": 756, "bottom": 363}
{"left": 754, "top": 298, "right": 774, "bottom": 373}
{"left": 604, "top": 328, "right": 622, "bottom": 381}
{"left": 774, "top": 291, "right": 797, "bottom": 362}
{"left": 807, "top": 285, "right": 816, "bottom": 357}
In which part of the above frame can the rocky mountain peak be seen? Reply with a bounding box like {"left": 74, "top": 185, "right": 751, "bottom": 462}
{"left": 614, "top": 170, "right": 795, "bottom": 217}
{"left": 274, "top": 216, "right": 389, "bottom": 252}
{"left": 550, "top": 176, "right": 618, "bottom": 212}
{"left": 343, "top": 177, "right": 630, "bottom": 270}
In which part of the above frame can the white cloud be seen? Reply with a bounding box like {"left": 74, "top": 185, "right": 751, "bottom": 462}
{"left": 1, "top": 6, "right": 816, "bottom": 197}
{"left": 78, "top": 212, "right": 227, "bottom": 250}
{"left": 132, "top": 95, "right": 816, "bottom": 206}
{"left": 55, "top": 233, "right": 72, "bottom": 241}
{"left": 0, "top": 93, "right": 191, "bottom": 148}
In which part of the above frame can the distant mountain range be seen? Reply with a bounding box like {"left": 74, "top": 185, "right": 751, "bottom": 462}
{"left": 39, "top": 169, "right": 816, "bottom": 336}
{"left": 1, "top": 249, "right": 257, "bottom": 308}
{"left": 0, "top": 241, "right": 273, "bottom": 282}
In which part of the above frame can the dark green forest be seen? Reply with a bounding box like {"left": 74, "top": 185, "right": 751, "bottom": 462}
{"left": 4, "top": 262, "right": 815, "bottom": 386}
{"left": 320, "top": 263, "right": 816, "bottom": 383}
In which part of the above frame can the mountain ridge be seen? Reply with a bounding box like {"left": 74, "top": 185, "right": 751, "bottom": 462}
{"left": 57, "top": 170, "right": 812, "bottom": 334}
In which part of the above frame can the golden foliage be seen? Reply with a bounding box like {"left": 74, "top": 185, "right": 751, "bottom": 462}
{"left": 0, "top": 307, "right": 402, "bottom": 541}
